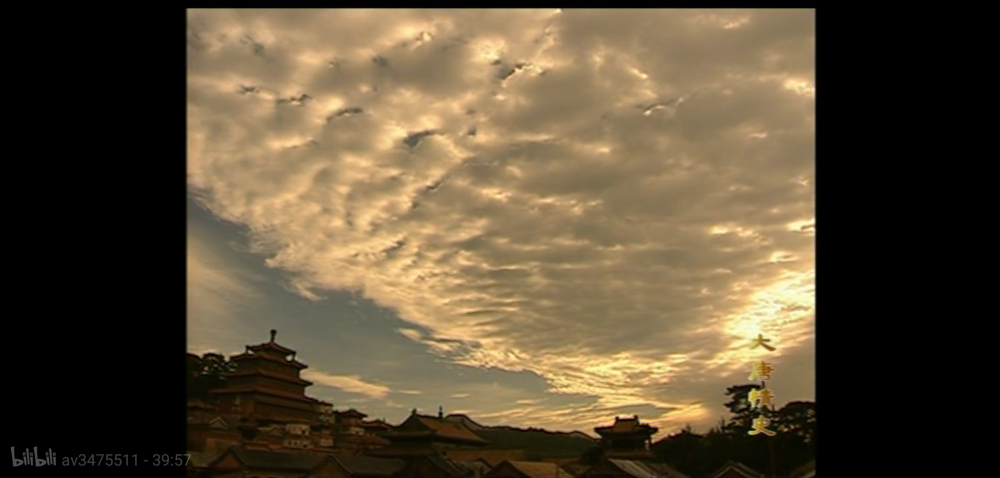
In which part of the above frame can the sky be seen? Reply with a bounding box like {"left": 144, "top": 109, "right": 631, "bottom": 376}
{"left": 187, "top": 8, "right": 814, "bottom": 440}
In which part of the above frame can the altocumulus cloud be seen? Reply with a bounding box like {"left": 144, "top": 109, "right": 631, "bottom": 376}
{"left": 188, "top": 222, "right": 263, "bottom": 350}
{"left": 303, "top": 371, "right": 392, "bottom": 399}
{"left": 188, "top": 9, "right": 814, "bottom": 433}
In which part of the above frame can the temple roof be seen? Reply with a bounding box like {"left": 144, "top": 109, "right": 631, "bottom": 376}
{"left": 500, "top": 460, "right": 574, "bottom": 478}
{"left": 223, "top": 368, "right": 313, "bottom": 386}
{"left": 336, "top": 408, "right": 368, "bottom": 418}
{"left": 209, "top": 385, "right": 321, "bottom": 404}
{"left": 229, "top": 351, "right": 309, "bottom": 369}
{"left": 362, "top": 419, "right": 393, "bottom": 429}
{"left": 707, "top": 461, "right": 765, "bottom": 478}
{"left": 606, "top": 459, "right": 671, "bottom": 478}
{"left": 188, "top": 451, "right": 223, "bottom": 468}
{"left": 335, "top": 433, "right": 392, "bottom": 446}
{"left": 248, "top": 341, "right": 296, "bottom": 355}
{"left": 645, "top": 461, "right": 691, "bottom": 478}
{"left": 187, "top": 399, "right": 216, "bottom": 410}
{"left": 443, "top": 449, "right": 526, "bottom": 467}
{"left": 387, "top": 413, "right": 489, "bottom": 445}
{"left": 330, "top": 455, "right": 405, "bottom": 476}
{"left": 594, "top": 415, "right": 659, "bottom": 436}
{"left": 210, "top": 446, "right": 329, "bottom": 472}
{"left": 452, "top": 459, "right": 492, "bottom": 476}
{"left": 416, "top": 454, "right": 469, "bottom": 478}
{"left": 252, "top": 329, "right": 296, "bottom": 352}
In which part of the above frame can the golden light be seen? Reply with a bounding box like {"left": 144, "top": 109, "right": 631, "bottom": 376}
{"left": 783, "top": 78, "right": 815, "bottom": 96}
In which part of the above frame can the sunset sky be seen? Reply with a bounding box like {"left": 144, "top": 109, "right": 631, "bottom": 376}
{"left": 187, "top": 8, "right": 814, "bottom": 439}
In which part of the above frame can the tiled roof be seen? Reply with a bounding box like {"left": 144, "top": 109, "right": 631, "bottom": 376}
{"left": 444, "top": 449, "right": 525, "bottom": 467}
{"left": 224, "top": 368, "right": 313, "bottom": 385}
{"left": 539, "top": 457, "right": 577, "bottom": 466}
{"left": 607, "top": 459, "right": 660, "bottom": 478}
{"left": 505, "top": 460, "right": 574, "bottom": 478}
{"left": 337, "top": 408, "right": 368, "bottom": 418}
{"left": 214, "top": 447, "right": 328, "bottom": 471}
{"left": 248, "top": 340, "right": 297, "bottom": 355}
{"left": 206, "top": 416, "right": 242, "bottom": 430}
{"left": 367, "top": 447, "right": 435, "bottom": 458}
{"left": 187, "top": 451, "right": 222, "bottom": 468}
{"left": 229, "top": 351, "right": 309, "bottom": 369}
{"left": 210, "top": 385, "right": 320, "bottom": 403}
{"left": 363, "top": 419, "right": 394, "bottom": 431}
{"left": 707, "top": 461, "right": 765, "bottom": 478}
{"left": 453, "top": 460, "right": 492, "bottom": 475}
{"left": 424, "top": 453, "right": 469, "bottom": 477}
{"left": 187, "top": 399, "right": 216, "bottom": 410}
{"left": 595, "top": 416, "right": 659, "bottom": 435}
{"left": 383, "top": 430, "right": 437, "bottom": 439}
{"left": 336, "top": 433, "right": 392, "bottom": 446}
{"left": 646, "top": 462, "right": 691, "bottom": 478}
{"left": 394, "top": 414, "right": 489, "bottom": 444}
{"left": 261, "top": 426, "right": 285, "bottom": 437}
{"left": 332, "top": 455, "right": 406, "bottom": 476}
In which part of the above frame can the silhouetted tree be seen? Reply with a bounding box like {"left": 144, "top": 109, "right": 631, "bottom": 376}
{"left": 773, "top": 401, "right": 815, "bottom": 444}
{"left": 187, "top": 352, "right": 235, "bottom": 402}
{"left": 721, "top": 384, "right": 761, "bottom": 435}
{"left": 652, "top": 424, "right": 713, "bottom": 477}
{"left": 201, "top": 353, "right": 236, "bottom": 376}
{"left": 187, "top": 354, "right": 203, "bottom": 397}
{"left": 671, "top": 385, "right": 816, "bottom": 477}
{"left": 770, "top": 401, "right": 816, "bottom": 473}
{"left": 187, "top": 354, "right": 203, "bottom": 376}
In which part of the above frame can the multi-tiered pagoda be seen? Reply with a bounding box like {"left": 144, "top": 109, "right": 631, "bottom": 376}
{"left": 210, "top": 329, "right": 329, "bottom": 427}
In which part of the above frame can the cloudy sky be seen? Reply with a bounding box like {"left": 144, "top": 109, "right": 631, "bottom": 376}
{"left": 187, "top": 8, "right": 814, "bottom": 439}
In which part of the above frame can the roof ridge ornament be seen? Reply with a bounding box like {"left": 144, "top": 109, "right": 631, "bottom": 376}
{"left": 270, "top": 329, "right": 277, "bottom": 342}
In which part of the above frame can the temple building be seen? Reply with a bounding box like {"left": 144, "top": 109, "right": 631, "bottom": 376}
{"left": 204, "top": 447, "right": 338, "bottom": 477}
{"left": 483, "top": 459, "right": 573, "bottom": 478}
{"left": 583, "top": 459, "right": 690, "bottom": 478}
{"left": 188, "top": 330, "right": 347, "bottom": 454}
{"left": 189, "top": 330, "right": 408, "bottom": 458}
{"left": 594, "top": 415, "right": 657, "bottom": 460}
{"left": 370, "top": 407, "right": 490, "bottom": 458}
{"left": 210, "top": 329, "right": 328, "bottom": 426}
{"left": 708, "top": 461, "right": 765, "bottom": 478}
{"left": 361, "top": 418, "right": 394, "bottom": 435}
{"left": 333, "top": 408, "right": 391, "bottom": 455}
{"left": 187, "top": 415, "right": 242, "bottom": 454}
{"left": 580, "top": 416, "right": 689, "bottom": 478}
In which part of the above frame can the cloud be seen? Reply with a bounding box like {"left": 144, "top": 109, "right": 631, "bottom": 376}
{"left": 188, "top": 223, "right": 261, "bottom": 347}
{"left": 303, "top": 370, "right": 391, "bottom": 399}
{"left": 188, "top": 8, "right": 814, "bottom": 434}
{"left": 451, "top": 393, "right": 470, "bottom": 399}
{"left": 515, "top": 398, "right": 545, "bottom": 405}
